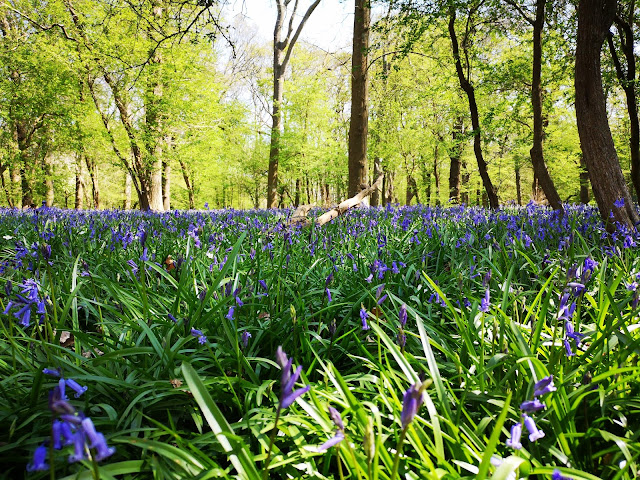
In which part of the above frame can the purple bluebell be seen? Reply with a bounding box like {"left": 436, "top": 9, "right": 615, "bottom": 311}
{"left": 241, "top": 331, "right": 251, "bottom": 349}
{"left": 552, "top": 469, "right": 573, "bottom": 480}
{"left": 68, "top": 430, "right": 86, "bottom": 463}
{"left": 614, "top": 198, "right": 625, "bottom": 208}
{"left": 506, "top": 422, "right": 522, "bottom": 449}
{"left": 82, "top": 418, "right": 116, "bottom": 461}
{"left": 326, "top": 288, "right": 332, "bottom": 303}
{"left": 397, "top": 332, "right": 406, "bottom": 348}
{"left": 399, "top": 304, "right": 407, "bottom": 327}
{"left": 522, "top": 414, "right": 545, "bottom": 441}
{"left": 563, "top": 338, "right": 575, "bottom": 357}
{"left": 360, "top": 307, "right": 370, "bottom": 331}
{"left": 520, "top": 399, "right": 546, "bottom": 413}
{"left": 190, "top": 328, "right": 207, "bottom": 344}
{"left": 479, "top": 288, "right": 490, "bottom": 313}
{"left": 400, "top": 381, "right": 425, "bottom": 429}
{"left": 43, "top": 367, "right": 62, "bottom": 377}
{"left": 26, "top": 444, "right": 49, "bottom": 471}
{"left": 276, "top": 346, "right": 310, "bottom": 409}
{"left": 167, "top": 313, "right": 178, "bottom": 323}
{"left": 328, "top": 406, "right": 344, "bottom": 430}
{"left": 317, "top": 431, "right": 345, "bottom": 451}
{"left": 65, "top": 378, "right": 88, "bottom": 398}
{"left": 533, "top": 376, "right": 557, "bottom": 397}
{"left": 225, "top": 306, "right": 235, "bottom": 321}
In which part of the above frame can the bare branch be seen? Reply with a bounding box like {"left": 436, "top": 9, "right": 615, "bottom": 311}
{"left": 281, "top": 0, "right": 321, "bottom": 70}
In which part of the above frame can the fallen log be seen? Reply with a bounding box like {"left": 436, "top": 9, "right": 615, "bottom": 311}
{"left": 287, "top": 174, "right": 383, "bottom": 227}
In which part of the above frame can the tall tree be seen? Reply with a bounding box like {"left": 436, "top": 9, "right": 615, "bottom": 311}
{"left": 348, "top": 0, "right": 370, "bottom": 197}
{"left": 448, "top": 5, "right": 499, "bottom": 209}
{"left": 267, "top": 0, "right": 321, "bottom": 208}
{"left": 575, "top": 0, "right": 639, "bottom": 227}
{"left": 606, "top": 2, "right": 640, "bottom": 199}
{"left": 505, "top": 0, "right": 564, "bottom": 213}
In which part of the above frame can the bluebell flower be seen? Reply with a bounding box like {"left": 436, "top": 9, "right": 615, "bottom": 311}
{"left": 241, "top": 331, "right": 251, "bottom": 349}
{"left": 43, "top": 367, "right": 62, "bottom": 377}
{"left": 360, "top": 307, "right": 370, "bottom": 330}
{"left": 65, "top": 379, "right": 88, "bottom": 398}
{"left": 479, "top": 288, "right": 490, "bottom": 313}
{"left": 399, "top": 304, "right": 407, "bottom": 327}
{"left": 614, "top": 198, "right": 625, "bottom": 208}
{"left": 226, "top": 306, "right": 235, "bottom": 321}
{"left": 552, "top": 469, "right": 573, "bottom": 480}
{"left": 68, "top": 431, "right": 86, "bottom": 463}
{"left": 275, "top": 346, "right": 310, "bottom": 409}
{"left": 533, "top": 376, "right": 557, "bottom": 397}
{"left": 520, "top": 399, "right": 546, "bottom": 413}
{"left": 167, "top": 313, "right": 178, "bottom": 323}
{"left": 522, "top": 413, "right": 545, "bottom": 441}
{"left": 506, "top": 422, "right": 522, "bottom": 449}
{"left": 317, "top": 431, "right": 345, "bottom": 451}
{"left": 400, "top": 380, "right": 426, "bottom": 429}
{"left": 190, "top": 328, "right": 207, "bottom": 344}
{"left": 26, "top": 444, "right": 49, "bottom": 471}
{"left": 326, "top": 288, "right": 332, "bottom": 303}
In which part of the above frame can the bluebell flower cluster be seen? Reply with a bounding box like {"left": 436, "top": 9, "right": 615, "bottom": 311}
{"left": 3, "top": 279, "right": 46, "bottom": 327}
{"left": 275, "top": 346, "right": 310, "bottom": 409}
{"left": 28, "top": 368, "right": 115, "bottom": 471}
{"left": 507, "top": 375, "right": 556, "bottom": 449}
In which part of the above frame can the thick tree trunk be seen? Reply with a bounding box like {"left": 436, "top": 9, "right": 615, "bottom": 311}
{"left": 386, "top": 170, "right": 395, "bottom": 205}
{"left": 448, "top": 116, "right": 463, "bottom": 202}
{"left": 448, "top": 8, "right": 499, "bottom": 209}
{"left": 348, "top": 0, "right": 370, "bottom": 197}
{"left": 580, "top": 156, "right": 590, "bottom": 204}
{"left": 575, "top": 0, "right": 638, "bottom": 228}
{"left": 607, "top": 12, "right": 640, "bottom": 199}
{"left": 371, "top": 157, "right": 381, "bottom": 206}
{"left": 530, "top": 0, "right": 564, "bottom": 214}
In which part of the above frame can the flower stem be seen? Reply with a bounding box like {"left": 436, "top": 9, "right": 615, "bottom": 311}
{"left": 262, "top": 406, "right": 281, "bottom": 480}
{"left": 390, "top": 427, "right": 408, "bottom": 480}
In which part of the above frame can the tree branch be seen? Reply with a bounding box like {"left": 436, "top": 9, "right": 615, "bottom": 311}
{"left": 281, "top": 0, "right": 321, "bottom": 70}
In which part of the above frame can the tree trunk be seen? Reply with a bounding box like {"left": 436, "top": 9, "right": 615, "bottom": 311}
{"left": 448, "top": 8, "right": 499, "bottom": 209}
{"left": 580, "top": 156, "right": 590, "bottom": 204}
{"left": 162, "top": 160, "right": 171, "bottom": 210}
{"left": 448, "top": 116, "right": 463, "bottom": 203}
{"left": 75, "top": 154, "right": 84, "bottom": 210}
{"left": 386, "top": 170, "right": 395, "bottom": 205}
{"left": 515, "top": 165, "right": 522, "bottom": 205}
{"left": 178, "top": 157, "right": 194, "bottom": 209}
{"left": 575, "top": 0, "right": 638, "bottom": 228}
{"left": 461, "top": 160, "right": 470, "bottom": 204}
{"left": 371, "top": 157, "right": 381, "bottom": 206}
{"left": 433, "top": 146, "right": 441, "bottom": 206}
{"left": 348, "top": 0, "right": 370, "bottom": 197}
{"left": 406, "top": 174, "right": 419, "bottom": 205}
{"left": 267, "top": 0, "right": 321, "bottom": 208}
{"left": 294, "top": 177, "right": 301, "bottom": 207}
{"left": 123, "top": 172, "right": 132, "bottom": 209}
{"left": 422, "top": 160, "right": 432, "bottom": 205}
{"left": 607, "top": 12, "right": 640, "bottom": 200}
{"left": 528, "top": 0, "right": 564, "bottom": 213}
{"left": 44, "top": 154, "right": 54, "bottom": 207}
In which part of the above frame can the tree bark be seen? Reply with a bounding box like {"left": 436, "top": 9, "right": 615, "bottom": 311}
{"left": 575, "top": 0, "right": 638, "bottom": 228}
{"left": 178, "top": 157, "right": 194, "bottom": 209}
{"left": 515, "top": 165, "right": 522, "bottom": 205}
{"left": 607, "top": 8, "right": 640, "bottom": 199}
{"left": 348, "top": 0, "right": 370, "bottom": 197}
{"left": 267, "top": 0, "right": 322, "bottom": 208}
{"left": 162, "top": 160, "right": 171, "bottom": 210}
{"left": 44, "top": 154, "right": 54, "bottom": 207}
{"left": 448, "top": 8, "right": 499, "bottom": 209}
{"left": 371, "top": 157, "right": 381, "bottom": 206}
{"left": 123, "top": 172, "right": 132, "bottom": 209}
{"left": 580, "top": 156, "right": 590, "bottom": 203}
{"left": 433, "top": 146, "right": 441, "bottom": 206}
{"left": 448, "top": 116, "right": 463, "bottom": 203}
{"left": 75, "top": 154, "right": 84, "bottom": 210}
{"left": 529, "top": 0, "right": 564, "bottom": 213}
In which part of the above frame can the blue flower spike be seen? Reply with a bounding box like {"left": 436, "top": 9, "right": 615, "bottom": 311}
{"left": 533, "top": 375, "right": 557, "bottom": 397}
{"left": 506, "top": 422, "right": 523, "bottom": 450}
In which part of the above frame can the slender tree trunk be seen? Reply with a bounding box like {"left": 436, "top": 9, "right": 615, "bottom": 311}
{"left": 348, "top": 0, "right": 370, "bottom": 196}
{"left": 575, "top": 0, "right": 639, "bottom": 228}
{"left": 294, "top": 177, "right": 301, "bottom": 206}
{"left": 177, "top": 157, "right": 194, "bottom": 209}
{"left": 448, "top": 116, "right": 463, "bottom": 202}
{"left": 461, "top": 160, "right": 470, "bottom": 204}
{"left": 267, "top": 0, "right": 321, "bottom": 208}
{"left": 371, "top": 157, "right": 381, "bottom": 206}
{"left": 527, "top": 0, "right": 564, "bottom": 213}
{"left": 448, "top": 8, "right": 499, "bottom": 209}
{"left": 162, "top": 160, "right": 171, "bottom": 210}
{"left": 607, "top": 11, "right": 640, "bottom": 199}
{"left": 422, "top": 160, "right": 432, "bottom": 205}
{"left": 75, "top": 154, "right": 84, "bottom": 210}
{"left": 44, "top": 155, "right": 54, "bottom": 207}
{"left": 123, "top": 172, "right": 132, "bottom": 209}
{"left": 433, "top": 146, "right": 441, "bottom": 206}
{"left": 386, "top": 170, "right": 395, "bottom": 205}
{"left": 515, "top": 165, "right": 522, "bottom": 205}
{"left": 580, "top": 156, "right": 590, "bottom": 203}
{"left": 305, "top": 175, "right": 311, "bottom": 204}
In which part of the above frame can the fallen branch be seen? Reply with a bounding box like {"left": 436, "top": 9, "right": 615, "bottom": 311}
{"left": 287, "top": 174, "right": 383, "bottom": 227}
